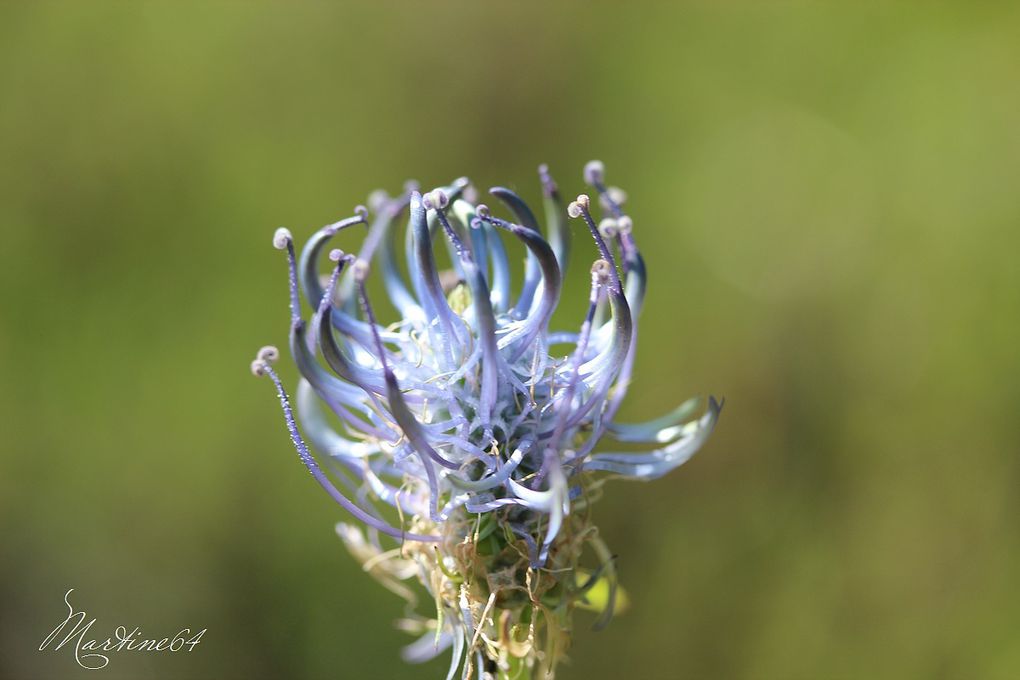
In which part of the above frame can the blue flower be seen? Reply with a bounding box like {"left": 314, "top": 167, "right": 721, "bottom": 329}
{"left": 251, "top": 162, "right": 721, "bottom": 678}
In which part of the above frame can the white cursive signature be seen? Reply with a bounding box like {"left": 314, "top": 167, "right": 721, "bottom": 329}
{"left": 39, "top": 589, "right": 206, "bottom": 670}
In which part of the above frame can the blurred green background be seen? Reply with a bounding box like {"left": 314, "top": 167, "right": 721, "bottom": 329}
{"left": 2, "top": 2, "right": 1018, "bottom": 678}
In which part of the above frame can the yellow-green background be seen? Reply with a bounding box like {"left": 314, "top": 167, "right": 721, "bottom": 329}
{"left": 1, "top": 2, "right": 1018, "bottom": 679}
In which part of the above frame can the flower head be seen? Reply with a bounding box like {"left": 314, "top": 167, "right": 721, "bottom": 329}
{"left": 251, "top": 162, "right": 720, "bottom": 678}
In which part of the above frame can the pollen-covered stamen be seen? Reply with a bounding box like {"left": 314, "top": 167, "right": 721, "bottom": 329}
{"left": 273, "top": 227, "right": 302, "bottom": 327}
{"left": 425, "top": 181, "right": 473, "bottom": 285}
{"left": 297, "top": 208, "right": 370, "bottom": 309}
{"left": 272, "top": 227, "right": 292, "bottom": 250}
{"left": 299, "top": 263, "right": 399, "bottom": 443}
{"left": 427, "top": 190, "right": 466, "bottom": 256}
{"left": 592, "top": 258, "right": 613, "bottom": 286}
{"left": 538, "top": 164, "right": 558, "bottom": 196}
{"left": 598, "top": 218, "right": 619, "bottom": 240}
{"left": 584, "top": 159, "right": 626, "bottom": 218}
{"left": 583, "top": 160, "right": 605, "bottom": 186}
{"left": 250, "top": 344, "right": 280, "bottom": 376}
{"left": 568, "top": 194, "right": 624, "bottom": 294}
{"left": 351, "top": 257, "right": 370, "bottom": 287}
{"left": 600, "top": 186, "right": 628, "bottom": 213}
{"left": 461, "top": 200, "right": 491, "bottom": 288}
{"left": 307, "top": 249, "right": 363, "bottom": 357}
{"left": 292, "top": 304, "right": 373, "bottom": 402}
{"left": 583, "top": 160, "right": 642, "bottom": 282}
{"left": 595, "top": 200, "right": 647, "bottom": 424}
{"left": 596, "top": 215, "right": 628, "bottom": 279}
{"left": 615, "top": 215, "right": 633, "bottom": 236}
{"left": 251, "top": 349, "right": 438, "bottom": 543}
{"left": 421, "top": 188, "right": 450, "bottom": 211}
{"left": 310, "top": 255, "right": 397, "bottom": 406}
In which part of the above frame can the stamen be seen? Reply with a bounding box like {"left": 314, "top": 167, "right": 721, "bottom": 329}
{"left": 591, "top": 258, "right": 613, "bottom": 287}
{"left": 538, "top": 163, "right": 558, "bottom": 196}
{"left": 582, "top": 161, "right": 640, "bottom": 286}
{"left": 304, "top": 247, "right": 351, "bottom": 353}
{"left": 297, "top": 208, "right": 370, "bottom": 309}
{"left": 429, "top": 192, "right": 468, "bottom": 259}
{"left": 599, "top": 186, "right": 628, "bottom": 214}
{"left": 250, "top": 345, "right": 280, "bottom": 376}
{"left": 367, "top": 189, "right": 390, "bottom": 215}
{"left": 272, "top": 227, "right": 292, "bottom": 250}
{"left": 352, "top": 257, "right": 371, "bottom": 285}
{"left": 598, "top": 218, "right": 619, "bottom": 239}
{"left": 583, "top": 160, "right": 605, "bottom": 185}
{"left": 273, "top": 228, "right": 301, "bottom": 327}
{"left": 250, "top": 351, "right": 438, "bottom": 542}
{"left": 566, "top": 194, "right": 589, "bottom": 218}
{"left": 583, "top": 159, "right": 627, "bottom": 218}
{"left": 568, "top": 194, "right": 623, "bottom": 293}
{"left": 312, "top": 254, "right": 392, "bottom": 400}
{"left": 422, "top": 188, "right": 450, "bottom": 211}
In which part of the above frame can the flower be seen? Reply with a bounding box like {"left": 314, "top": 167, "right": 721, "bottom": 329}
{"left": 250, "top": 162, "right": 721, "bottom": 679}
